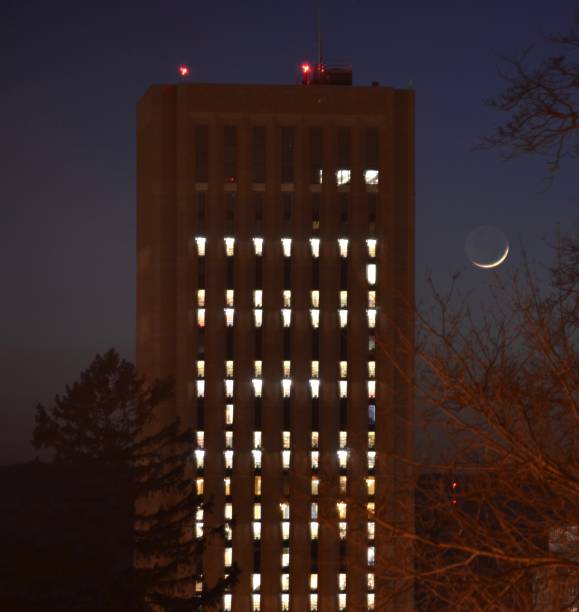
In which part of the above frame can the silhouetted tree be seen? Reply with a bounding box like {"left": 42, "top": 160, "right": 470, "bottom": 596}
{"left": 31, "top": 349, "right": 237, "bottom": 611}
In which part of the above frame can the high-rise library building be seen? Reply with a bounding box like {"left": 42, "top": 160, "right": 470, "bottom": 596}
{"left": 137, "top": 64, "right": 414, "bottom": 611}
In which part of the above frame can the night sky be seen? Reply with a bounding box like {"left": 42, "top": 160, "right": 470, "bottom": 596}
{"left": 1, "top": 0, "right": 577, "bottom": 463}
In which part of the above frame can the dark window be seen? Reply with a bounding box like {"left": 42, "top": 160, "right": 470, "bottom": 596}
{"left": 339, "top": 540, "right": 347, "bottom": 558}
{"left": 312, "top": 330, "right": 319, "bottom": 359}
{"left": 255, "top": 260, "right": 263, "bottom": 288}
{"left": 366, "top": 128, "right": 379, "bottom": 169}
{"left": 255, "top": 398, "right": 262, "bottom": 428}
{"left": 226, "top": 328, "right": 234, "bottom": 360}
{"left": 255, "top": 329, "right": 263, "bottom": 359}
{"left": 195, "top": 125, "right": 208, "bottom": 182}
{"left": 340, "top": 260, "right": 348, "bottom": 289}
{"left": 197, "top": 398, "right": 204, "bottom": 429}
{"left": 198, "top": 262, "right": 205, "bottom": 287}
{"left": 311, "top": 541, "right": 318, "bottom": 565}
{"left": 312, "top": 262, "right": 320, "bottom": 289}
{"left": 282, "top": 193, "right": 292, "bottom": 222}
{"left": 283, "top": 399, "right": 290, "bottom": 430}
{"left": 312, "top": 399, "right": 319, "bottom": 429}
{"left": 281, "top": 127, "right": 294, "bottom": 183}
{"left": 255, "top": 193, "right": 264, "bottom": 222}
{"left": 340, "top": 399, "right": 347, "bottom": 429}
{"left": 337, "top": 127, "right": 351, "bottom": 168}
{"left": 253, "top": 542, "right": 261, "bottom": 570}
{"left": 340, "top": 195, "right": 348, "bottom": 223}
{"left": 226, "top": 193, "right": 235, "bottom": 232}
{"left": 309, "top": 128, "right": 322, "bottom": 184}
{"left": 283, "top": 329, "right": 290, "bottom": 359}
{"left": 227, "top": 259, "right": 234, "bottom": 287}
{"left": 224, "top": 126, "right": 237, "bottom": 182}
{"left": 283, "top": 259, "right": 291, "bottom": 289}
{"left": 197, "top": 329, "right": 205, "bottom": 358}
{"left": 252, "top": 126, "right": 266, "bottom": 183}
{"left": 368, "top": 404, "right": 376, "bottom": 427}
{"left": 197, "top": 192, "right": 206, "bottom": 228}
{"left": 340, "top": 330, "right": 347, "bottom": 360}
{"left": 312, "top": 194, "right": 321, "bottom": 233}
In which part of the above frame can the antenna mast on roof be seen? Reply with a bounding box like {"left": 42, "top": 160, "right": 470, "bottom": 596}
{"left": 317, "top": 7, "right": 324, "bottom": 69}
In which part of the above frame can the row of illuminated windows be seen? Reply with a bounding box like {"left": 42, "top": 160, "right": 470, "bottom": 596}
{"left": 196, "top": 360, "right": 376, "bottom": 379}
{"left": 195, "top": 237, "right": 377, "bottom": 259}
{"left": 223, "top": 592, "right": 355, "bottom": 612}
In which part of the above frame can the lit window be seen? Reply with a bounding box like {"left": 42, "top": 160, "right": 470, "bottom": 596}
{"left": 196, "top": 431, "right": 204, "bottom": 448}
{"left": 337, "top": 449, "right": 348, "bottom": 468}
{"left": 253, "top": 289, "right": 263, "bottom": 308}
{"left": 337, "top": 501, "right": 347, "bottom": 520}
{"left": 253, "top": 431, "right": 262, "bottom": 449}
{"left": 310, "top": 237, "right": 320, "bottom": 258}
{"left": 283, "top": 290, "right": 291, "bottom": 307}
{"left": 195, "top": 521, "right": 203, "bottom": 537}
{"left": 225, "top": 289, "right": 234, "bottom": 306}
{"left": 310, "top": 594, "right": 318, "bottom": 610}
{"left": 339, "top": 309, "right": 348, "bottom": 328}
{"left": 197, "top": 289, "right": 205, "bottom": 306}
{"left": 336, "top": 169, "right": 351, "bottom": 185}
{"left": 367, "top": 593, "right": 375, "bottom": 610}
{"left": 367, "top": 477, "right": 376, "bottom": 496}
{"left": 252, "top": 573, "right": 261, "bottom": 592}
{"left": 338, "top": 573, "right": 347, "bottom": 591}
{"left": 367, "top": 501, "right": 375, "bottom": 517}
{"left": 253, "top": 237, "right": 263, "bottom": 256}
{"left": 282, "top": 547, "right": 290, "bottom": 568}
{"left": 365, "top": 169, "right": 379, "bottom": 185}
{"left": 281, "top": 308, "right": 292, "bottom": 327}
{"left": 225, "top": 360, "right": 233, "bottom": 378}
{"left": 197, "top": 360, "right": 205, "bottom": 378}
{"left": 253, "top": 503, "right": 261, "bottom": 520}
{"left": 225, "top": 431, "right": 233, "bottom": 449}
{"left": 282, "top": 378, "right": 291, "bottom": 398}
{"left": 367, "top": 263, "right": 377, "bottom": 285}
{"left": 368, "top": 450, "right": 376, "bottom": 470}
{"left": 339, "top": 431, "right": 347, "bottom": 448}
{"left": 196, "top": 507, "right": 204, "bottom": 521}
{"left": 252, "top": 594, "right": 260, "bottom": 611}
{"left": 339, "top": 475, "right": 347, "bottom": 494}
{"left": 281, "top": 593, "right": 289, "bottom": 611}
{"left": 311, "top": 502, "right": 318, "bottom": 519}
{"left": 367, "top": 308, "right": 377, "bottom": 328}
{"left": 280, "top": 502, "right": 290, "bottom": 520}
{"left": 224, "top": 237, "right": 235, "bottom": 257}
{"left": 368, "top": 380, "right": 376, "bottom": 399}
{"left": 224, "top": 593, "right": 232, "bottom": 611}
{"left": 252, "top": 378, "right": 262, "bottom": 397}
{"left": 281, "top": 237, "right": 292, "bottom": 257}
{"left": 338, "top": 593, "right": 346, "bottom": 610}
{"left": 310, "top": 521, "right": 319, "bottom": 539}
{"left": 368, "top": 290, "right": 376, "bottom": 308}
{"left": 310, "top": 309, "right": 320, "bottom": 328}
{"left": 368, "top": 431, "right": 375, "bottom": 448}
{"left": 311, "top": 476, "right": 319, "bottom": 495}
{"left": 338, "top": 238, "right": 348, "bottom": 258}
{"left": 311, "top": 451, "right": 319, "bottom": 469}
{"left": 311, "top": 431, "right": 319, "bottom": 448}
{"left": 195, "top": 237, "right": 206, "bottom": 256}
{"left": 224, "top": 307, "right": 234, "bottom": 327}
{"left": 340, "top": 290, "right": 348, "bottom": 307}
{"left": 339, "top": 521, "right": 347, "bottom": 539}
{"left": 310, "top": 573, "right": 318, "bottom": 590}
{"left": 368, "top": 546, "right": 375, "bottom": 567}
{"left": 225, "top": 379, "right": 234, "bottom": 398}
{"left": 367, "top": 238, "right": 377, "bottom": 258}
{"left": 282, "top": 521, "right": 290, "bottom": 540}
{"left": 368, "top": 361, "right": 376, "bottom": 378}
{"left": 194, "top": 449, "right": 204, "bottom": 468}
{"left": 253, "top": 309, "right": 263, "bottom": 327}
{"left": 281, "top": 360, "right": 290, "bottom": 378}
{"left": 281, "top": 573, "right": 290, "bottom": 591}
{"left": 339, "top": 380, "right": 348, "bottom": 398}
{"left": 196, "top": 380, "right": 205, "bottom": 398}
{"left": 311, "top": 361, "right": 319, "bottom": 378}
{"left": 224, "top": 477, "right": 231, "bottom": 496}
{"left": 225, "top": 404, "right": 233, "bottom": 425}
{"left": 282, "top": 449, "right": 291, "bottom": 469}
{"left": 367, "top": 572, "right": 375, "bottom": 590}
{"left": 368, "top": 403, "right": 376, "bottom": 425}
{"left": 310, "top": 290, "right": 320, "bottom": 308}
{"left": 339, "top": 361, "right": 347, "bottom": 378}
{"left": 196, "top": 477, "right": 204, "bottom": 495}
{"left": 309, "top": 379, "right": 320, "bottom": 398}
{"left": 254, "top": 360, "right": 262, "bottom": 377}
{"left": 252, "top": 521, "right": 261, "bottom": 540}
{"left": 369, "top": 335, "right": 376, "bottom": 352}
{"left": 282, "top": 431, "right": 291, "bottom": 449}
{"left": 197, "top": 309, "right": 206, "bottom": 327}
{"left": 254, "top": 475, "right": 261, "bottom": 496}
{"left": 252, "top": 449, "right": 262, "bottom": 468}
{"left": 224, "top": 546, "right": 232, "bottom": 567}
{"left": 224, "top": 449, "right": 233, "bottom": 469}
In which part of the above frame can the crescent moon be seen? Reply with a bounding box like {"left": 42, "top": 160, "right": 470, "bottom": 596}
{"left": 472, "top": 243, "right": 509, "bottom": 269}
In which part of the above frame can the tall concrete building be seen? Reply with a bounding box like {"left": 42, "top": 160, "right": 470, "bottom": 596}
{"left": 137, "top": 67, "right": 414, "bottom": 611}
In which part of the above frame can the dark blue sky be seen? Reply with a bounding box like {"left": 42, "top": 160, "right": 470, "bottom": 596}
{"left": 1, "top": 0, "right": 577, "bottom": 462}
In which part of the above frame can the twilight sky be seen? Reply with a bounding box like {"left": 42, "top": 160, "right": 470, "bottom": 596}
{"left": 1, "top": 0, "right": 577, "bottom": 463}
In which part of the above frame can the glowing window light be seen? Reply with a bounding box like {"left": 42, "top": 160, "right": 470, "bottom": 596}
{"left": 196, "top": 507, "right": 204, "bottom": 521}
{"left": 253, "top": 431, "right": 262, "bottom": 449}
{"left": 283, "top": 360, "right": 291, "bottom": 377}
{"left": 367, "top": 572, "right": 375, "bottom": 590}
{"left": 225, "top": 404, "right": 233, "bottom": 425}
{"left": 283, "top": 289, "right": 291, "bottom": 307}
{"left": 197, "top": 309, "right": 205, "bottom": 327}
{"left": 368, "top": 431, "right": 376, "bottom": 449}
{"left": 225, "top": 379, "right": 234, "bottom": 398}
{"left": 368, "top": 290, "right": 376, "bottom": 308}
{"left": 224, "top": 237, "right": 235, "bottom": 256}
{"left": 339, "top": 475, "right": 347, "bottom": 494}
{"left": 252, "top": 594, "right": 260, "bottom": 611}
{"left": 340, "top": 290, "right": 348, "bottom": 307}
{"left": 282, "top": 521, "right": 290, "bottom": 540}
{"left": 225, "top": 289, "right": 234, "bottom": 306}
{"left": 311, "top": 476, "right": 319, "bottom": 495}
{"left": 224, "top": 449, "right": 233, "bottom": 469}
{"left": 336, "top": 169, "right": 351, "bottom": 185}
{"left": 310, "top": 237, "right": 320, "bottom": 258}
{"left": 194, "top": 449, "right": 204, "bottom": 468}
{"left": 339, "top": 431, "right": 348, "bottom": 448}
{"left": 253, "top": 237, "right": 264, "bottom": 256}
{"left": 281, "top": 547, "right": 290, "bottom": 568}
{"left": 368, "top": 361, "right": 376, "bottom": 378}
{"left": 367, "top": 308, "right": 377, "bottom": 328}
{"left": 225, "top": 431, "right": 233, "bottom": 449}
{"left": 339, "top": 361, "right": 347, "bottom": 378}
{"left": 367, "top": 501, "right": 375, "bottom": 516}
{"left": 253, "top": 521, "right": 261, "bottom": 539}
{"left": 279, "top": 501, "right": 290, "bottom": 520}
{"left": 196, "top": 431, "right": 204, "bottom": 448}
{"left": 339, "top": 380, "right": 348, "bottom": 398}
{"left": 282, "top": 449, "right": 291, "bottom": 469}
{"left": 253, "top": 309, "right": 263, "bottom": 328}
{"left": 367, "top": 593, "right": 375, "bottom": 610}
{"left": 339, "top": 309, "right": 348, "bottom": 328}
{"left": 311, "top": 431, "right": 319, "bottom": 448}
{"left": 197, "top": 289, "right": 205, "bottom": 306}
{"left": 367, "top": 263, "right": 377, "bottom": 285}
{"left": 368, "top": 450, "right": 376, "bottom": 470}
{"left": 310, "top": 502, "right": 318, "bottom": 519}
{"left": 311, "top": 361, "right": 319, "bottom": 378}
{"left": 338, "top": 593, "right": 347, "bottom": 610}
{"left": 282, "top": 378, "right": 291, "bottom": 398}
{"left": 339, "top": 521, "right": 347, "bottom": 539}
{"left": 224, "top": 308, "right": 234, "bottom": 327}
{"left": 367, "top": 238, "right": 377, "bottom": 258}
{"left": 252, "top": 378, "right": 262, "bottom": 397}
{"left": 281, "top": 593, "right": 290, "bottom": 610}
{"left": 365, "top": 169, "right": 379, "bottom": 185}
{"left": 252, "top": 449, "right": 262, "bottom": 468}
{"left": 337, "top": 501, "right": 347, "bottom": 520}
{"left": 281, "top": 237, "right": 292, "bottom": 257}
{"left": 338, "top": 573, "right": 347, "bottom": 591}
{"left": 338, "top": 238, "right": 348, "bottom": 257}
{"left": 366, "top": 477, "right": 376, "bottom": 496}
{"left": 196, "top": 380, "right": 205, "bottom": 398}
{"left": 253, "top": 503, "right": 261, "bottom": 520}
{"left": 281, "top": 308, "right": 292, "bottom": 327}
{"left": 195, "top": 521, "right": 203, "bottom": 538}
{"left": 337, "top": 449, "right": 348, "bottom": 468}
{"left": 254, "top": 475, "right": 261, "bottom": 496}
{"left": 282, "top": 431, "right": 291, "bottom": 449}
{"left": 224, "top": 477, "right": 231, "bottom": 496}
{"left": 225, "top": 360, "right": 233, "bottom": 378}
{"left": 309, "top": 573, "right": 318, "bottom": 590}
{"left": 368, "top": 380, "right": 376, "bottom": 399}
{"left": 224, "top": 546, "right": 232, "bottom": 567}
{"left": 310, "top": 521, "right": 319, "bottom": 539}
{"left": 310, "top": 308, "right": 320, "bottom": 328}
{"left": 281, "top": 573, "right": 290, "bottom": 591}
{"left": 368, "top": 546, "right": 375, "bottom": 567}
{"left": 224, "top": 593, "right": 232, "bottom": 612}
{"left": 252, "top": 573, "right": 261, "bottom": 592}
{"left": 254, "top": 360, "right": 262, "bottom": 377}
{"left": 311, "top": 450, "right": 319, "bottom": 469}
{"left": 317, "top": 169, "right": 323, "bottom": 184}
{"left": 309, "top": 379, "right": 320, "bottom": 398}
{"left": 195, "top": 237, "right": 206, "bottom": 256}
{"left": 311, "top": 290, "right": 320, "bottom": 307}
{"left": 253, "top": 289, "right": 262, "bottom": 307}
{"left": 196, "top": 360, "right": 205, "bottom": 378}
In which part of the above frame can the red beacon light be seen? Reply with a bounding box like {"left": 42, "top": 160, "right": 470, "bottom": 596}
{"left": 178, "top": 65, "right": 190, "bottom": 78}
{"left": 301, "top": 62, "right": 312, "bottom": 85}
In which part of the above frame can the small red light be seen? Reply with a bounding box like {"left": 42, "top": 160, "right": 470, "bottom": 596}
{"left": 301, "top": 63, "right": 311, "bottom": 74}
{"left": 178, "top": 65, "right": 190, "bottom": 77}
